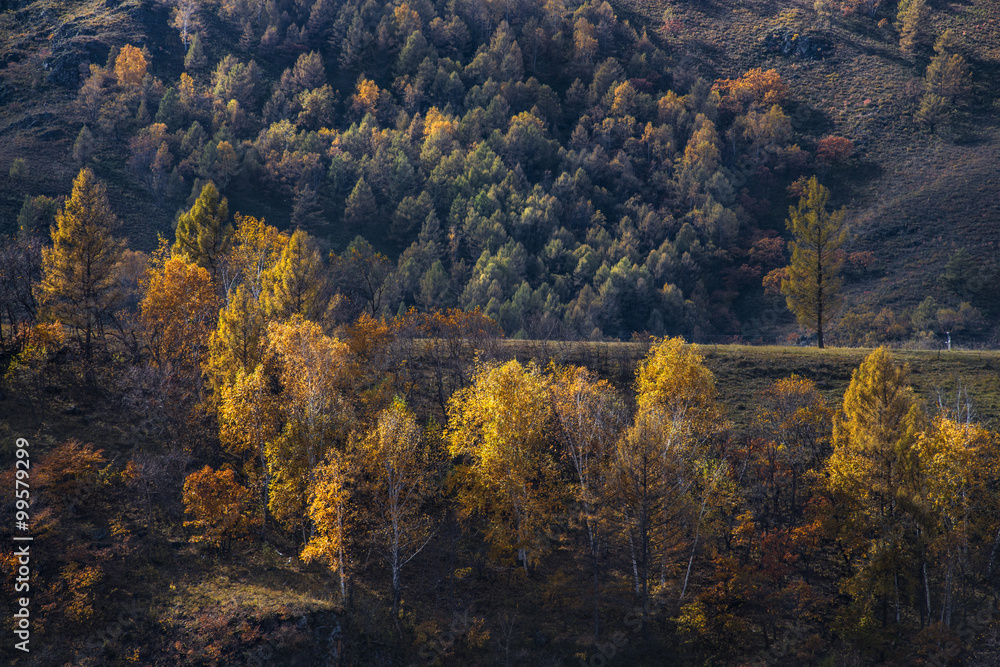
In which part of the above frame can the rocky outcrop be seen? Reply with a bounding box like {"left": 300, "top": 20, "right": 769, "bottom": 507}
{"left": 42, "top": 36, "right": 111, "bottom": 87}
{"left": 764, "top": 31, "right": 833, "bottom": 59}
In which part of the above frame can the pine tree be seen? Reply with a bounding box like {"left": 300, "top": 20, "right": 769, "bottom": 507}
{"left": 173, "top": 180, "right": 233, "bottom": 278}
{"left": 781, "top": 176, "right": 848, "bottom": 348}
{"left": 39, "top": 168, "right": 126, "bottom": 366}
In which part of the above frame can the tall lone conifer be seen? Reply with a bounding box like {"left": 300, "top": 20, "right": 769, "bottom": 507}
{"left": 781, "top": 176, "right": 848, "bottom": 348}
{"left": 39, "top": 168, "right": 125, "bottom": 366}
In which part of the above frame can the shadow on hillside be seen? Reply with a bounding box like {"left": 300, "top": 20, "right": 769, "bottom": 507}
{"left": 845, "top": 157, "right": 882, "bottom": 184}
{"left": 787, "top": 100, "right": 834, "bottom": 137}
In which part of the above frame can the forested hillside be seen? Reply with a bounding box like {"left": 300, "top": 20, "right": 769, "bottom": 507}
{"left": 2, "top": 0, "right": 998, "bottom": 344}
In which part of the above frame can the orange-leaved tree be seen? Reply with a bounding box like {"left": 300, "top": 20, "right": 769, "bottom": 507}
{"left": 139, "top": 242, "right": 220, "bottom": 373}
{"left": 714, "top": 68, "right": 789, "bottom": 115}
{"left": 114, "top": 44, "right": 148, "bottom": 88}
{"left": 182, "top": 465, "right": 254, "bottom": 552}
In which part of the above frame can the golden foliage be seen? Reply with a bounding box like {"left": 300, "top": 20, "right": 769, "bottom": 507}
{"left": 39, "top": 168, "right": 125, "bottom": 362}
{"left": 260, "top": 229, "right": 325, "bottom": 322}
{"left": 182, "top": 466, "right": 254, "bottom": 548}
{"left": 714, "top": 68, "right": 789, "bottom": 114}
{"left": 781, "top": 177, "right": 848, "bottom": 348}
{"left": 635, "top": 336, "right": 720, "bottom": 434}
{"left": 204, "top": 283, "right": 266, "bottom": 396}
{"left": 265, "top": 317, "right": 354, "bottom": 534}
{"left": 114, "top": 45, "right": 148, "bottom": 88}
{"left": 301, "top": 451, "right": 352, "bottom": 598}
{"left": 140, "top": 251, "right": 219, "bottom": 370}
{"left": 447, "top": 359, "right": 557, "bottom": 568}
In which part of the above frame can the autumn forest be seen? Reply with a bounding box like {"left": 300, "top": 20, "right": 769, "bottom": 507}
{"left": 3, "top": 0, "right": 1000, "bottom": 663}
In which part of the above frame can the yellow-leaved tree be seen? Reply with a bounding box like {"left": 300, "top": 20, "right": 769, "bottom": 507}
{"left": 260, "top": 228, "right": 327, "bottom": 321}
{"left": 266, "top": 317, "right": 354, "bottom": 540}
{"left": 301, "top": 451, "right": 352, "bottom": 599}
{"left": 356, "top": 397, "right": 434, "bottom": 617}
{"left": 217, "top": 365, "right": 279, "bottom": 531}
{"left": 448, "top": 359, "right": 557, "bottom": 572}
{"left": 221, "top": 213, "right": 289, "bottom": 298}
{"left": 114, "top": 44, "right": 148, "bottom": 87}
{"left": 549, "top": 364, "right": 627, "bottom": 640}
{"left": 780, "top": 176, "right": 849, "bottom": 348}
{"left": 752, "top": 375, "right": 832, "bottom": 519}
{"left": 913, "top": 416, "right": 1000, "bottom": 627}
{"left": 614, "top": 337, "right": 727, "bottom": 625}
{"left": 39, "top": 167, "right": 126, "bottom": 368}
{"left": 826, "top": 347, "right": 925, "bottom": 632}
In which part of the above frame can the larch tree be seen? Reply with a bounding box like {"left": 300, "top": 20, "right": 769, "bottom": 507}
{"left": 204, "top": 283, "right": 266, "bottom": 397}
{"left": 447, "top": 359, "right": 558, "bottom": 572}
{"left": 39, "top": 167, "right": 126, "bottom": 367}
{"left": 260, "top": 228, "right": 327, "bottom": 321}
{"left": 826, "top": 347, "right": 925, "bottom": 630}
{"left": 173, "top": 180, "right": 233, "bottom": 279}
{"left": 780, "top": 176, "right": 849, "bottom": 349}
{"left": 357, "top": 397, "right": 434, "bottom": 618}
